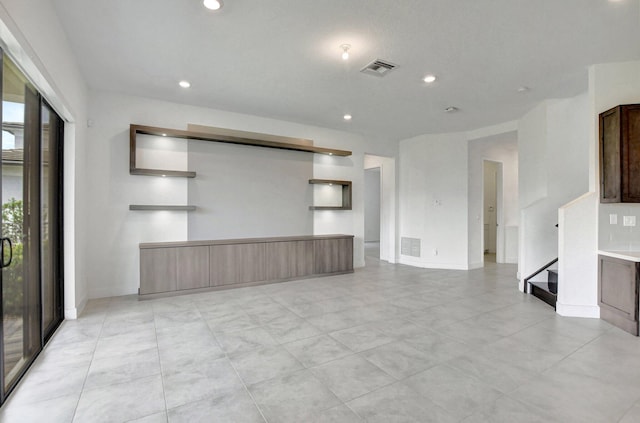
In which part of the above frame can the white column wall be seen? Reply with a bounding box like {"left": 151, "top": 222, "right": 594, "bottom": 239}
{"left": 517, "top": 94, "right": 590, "bottom": 285}
{"left": 0, "top": 0, "right": 90, "bottom": 318}
{"left": 398, "top": 132, "right": 469, "bottom": 269}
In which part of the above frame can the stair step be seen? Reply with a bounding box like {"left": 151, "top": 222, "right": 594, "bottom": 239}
{"left": 529, "top": 281, "right": 557, "bottom": 309}
{"left": 546, "top": 270, "right": 558, "bottom": 293}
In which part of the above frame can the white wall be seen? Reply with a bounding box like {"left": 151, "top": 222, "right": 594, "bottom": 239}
{"left": 86, "top": 90, "right": 369, "bottom": 298}
{"left": 517, "top": 94, "right": 590, "bottom": 285}
{"left": 0, "top": 0, "right": 89, "bottom": 318}
{"left": 467, "top": 132, "right": 519, "bottom": 267}
{"left": 398, "top": 132, "right": 469, "bottom": 269}
{"left": 187, "top": 141, "right": 313, "bottom": 240}
{"left": 558, "top": 192, "right": 599, "bottom": 318}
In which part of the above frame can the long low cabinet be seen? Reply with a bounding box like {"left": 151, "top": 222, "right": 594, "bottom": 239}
{"left": 139, "top": 234, "right": 354, "bottom": 298}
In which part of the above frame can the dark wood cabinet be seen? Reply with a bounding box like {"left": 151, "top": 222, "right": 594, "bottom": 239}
{"left": 598, "top": 254, "right": 639, "bottom": 335}
{"left": 600, "top": 104, "right": 640, "bottom": 203}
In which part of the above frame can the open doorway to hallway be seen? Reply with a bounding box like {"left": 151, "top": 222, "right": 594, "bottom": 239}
{"left": 364, "top": 154, "right": 396, "bottom": 263}
{"left": 483, "top": 160, "right": 503, "bottom": 264}
{"left": 364, "top": 167, "right": 381, "bottom": 259}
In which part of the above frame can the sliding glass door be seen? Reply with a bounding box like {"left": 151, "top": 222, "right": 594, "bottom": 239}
{"left": 0, "top": 52, "right": 64, "bottom": 403}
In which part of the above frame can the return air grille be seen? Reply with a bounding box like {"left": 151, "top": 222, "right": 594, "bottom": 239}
{"left": 360, "top": 59, "right": 398, "bottom": 77}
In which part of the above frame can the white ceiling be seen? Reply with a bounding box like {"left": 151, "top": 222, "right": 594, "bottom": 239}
{"left": 51, "top": 0, "right": 640, "bottom": 141}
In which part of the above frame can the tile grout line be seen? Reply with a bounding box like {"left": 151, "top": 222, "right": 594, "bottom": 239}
{"left": 69, "top": 299, "right": 110, "bottom": 423}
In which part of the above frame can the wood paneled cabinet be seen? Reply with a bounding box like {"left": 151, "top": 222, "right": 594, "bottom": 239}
{"left": 598, "top": 255, "right": 640, "bottom": 335}
{"left": 600, "top": 104, "right": 640, "bottom": 203}
{"left": 139, "top": 235, "right": 353, "bottom": 298}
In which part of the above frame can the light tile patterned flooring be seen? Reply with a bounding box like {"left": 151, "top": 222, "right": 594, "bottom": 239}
{"left": 2, "top": 258, "right": 640, "bottom": 422}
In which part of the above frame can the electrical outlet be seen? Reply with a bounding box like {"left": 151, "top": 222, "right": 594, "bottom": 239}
{"left": 623, "top": 216, "right": 636, "bottom": 227}
{"left": 610, "top": 214, "right": 618, "bottom": 225}
{"left": 433, "top": 248, "right": 438, "bottom": 256}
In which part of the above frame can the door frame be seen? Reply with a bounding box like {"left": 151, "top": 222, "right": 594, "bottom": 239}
{"left": 482, "top": 160, "right": 505, "bottom": 263}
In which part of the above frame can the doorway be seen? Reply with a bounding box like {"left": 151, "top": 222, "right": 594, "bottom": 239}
{"left": 364, "top": 154, "right": 396, "bottom": 263}
{"left": 364, "top": 167, "right": 381, "bottom": 259}
{"left": 0, "top": 52, "right": 64, "bottom": 404}
{"left": 483, "top": 160, "right": 503, "bottom": 263}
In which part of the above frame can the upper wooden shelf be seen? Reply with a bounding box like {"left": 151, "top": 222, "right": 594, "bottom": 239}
{"left": 129, "top": 124, "right": 352, "bottom": 177}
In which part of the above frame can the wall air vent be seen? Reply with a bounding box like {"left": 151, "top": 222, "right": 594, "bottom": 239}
{"left": 360, "top": 59, "right": 398, "bottom": 77}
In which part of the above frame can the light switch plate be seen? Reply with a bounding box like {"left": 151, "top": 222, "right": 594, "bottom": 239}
{"left": 623, "top": 216, "right": 636, "bottom": 227}
{"left": 610, "top": 214, "right": 618, "bottom": 225}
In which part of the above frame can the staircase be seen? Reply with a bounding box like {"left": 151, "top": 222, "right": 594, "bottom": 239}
{"left": 525, "top": 259, "right": 558, "bottom": 309}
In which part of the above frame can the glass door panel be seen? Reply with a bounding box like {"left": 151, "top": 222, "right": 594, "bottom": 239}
{"left": 41, "top": 103, "right": 62, "bottom": 339}
{"left": 1, "top": 55, "right": 40, "bottom": 392}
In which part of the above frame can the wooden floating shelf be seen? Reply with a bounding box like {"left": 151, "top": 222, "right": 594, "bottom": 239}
{"left": 129, "top": 205, "right": 197, "bottom": 211}
{"left": 130, "top": 168, "right": 196, "bottom": 178}
{"left": 129, "top": 124, "right": 352, "bottom": 178}
{"left": 309, "top": 179, "right": 352, "bottom": 211}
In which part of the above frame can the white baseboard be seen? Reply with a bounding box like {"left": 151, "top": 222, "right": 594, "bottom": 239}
{"left": 468, "top": 262, "right": 483, "bottom": 270}
{"left": 65, "top": 296, "right": 88, "bottom": 320}
{"left": 556, "top": 302, "right": 600, "bottom": 318}
{"left": 398, "top": 257, "right": 472, "bottom": 270}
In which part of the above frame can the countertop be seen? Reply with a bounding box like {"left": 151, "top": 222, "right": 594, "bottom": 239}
{"left": 140, "top": 234, "right": 354, "bottom": 249}
{"left": 598, "top": 250, "right": 640, "bottom": 262}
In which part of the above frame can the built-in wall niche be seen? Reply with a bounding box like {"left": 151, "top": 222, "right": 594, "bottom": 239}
{"left": 309, "top": 179, "right": 352, "bottom": 210}
{"left": 129, "top": 124, "right": 353, "bottom": 216}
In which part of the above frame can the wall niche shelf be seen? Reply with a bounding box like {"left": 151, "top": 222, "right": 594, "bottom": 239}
{"left": 309, "top": 179, "right": 352, "bottom": 210}
{"left": 129, "top": 205, "right": 197, "bottom": 211}
{"left": 129, "top": 124, "right": 352, "bottom": 178}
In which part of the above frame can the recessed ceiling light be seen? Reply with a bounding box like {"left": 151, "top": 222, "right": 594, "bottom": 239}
{"left": 203, "top": 0, "right": 223, "bottom": 10}
{"left": 340, "top": 44, "right": 351, "bottom": 61}
{"left": 423, "top": 74, "right": 437, "bottom": 83}
{"left": 517, "top": 86, "right": 530, "bottom": 93}
{"left": 444, "top": 106, "right": 458, "bottom": 113}
{"left": 343, "top": 114, "right": 352, "bottom": 121}
{"left": 179, "top": 80, "right": 191, "bottom": 88}
{"left": 162, "top": 133, "right": 167, "bottom": 136}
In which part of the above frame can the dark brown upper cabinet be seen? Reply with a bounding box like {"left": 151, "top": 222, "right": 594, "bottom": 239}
{"left": 600, "top": 104, "right": 640, "bottom": 203}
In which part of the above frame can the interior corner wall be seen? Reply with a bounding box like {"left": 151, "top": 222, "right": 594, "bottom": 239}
{"left": 517, "top": 93, "right": 590, "bottom": 284}
{"left": 0, "top": 0, "right": 90, "bottom": 318}
{"left": 467, "top": 132, "right": 519, "bottom": 267}
{"left": 85, "top": 91, "right": 368, "bottom": 298}
{"left": 398, "top": 132, "right": 469, "bottom": 269}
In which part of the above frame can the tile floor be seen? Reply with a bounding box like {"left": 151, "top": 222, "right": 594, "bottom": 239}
{"left": 1, "top": 258, "right": 640, "bottom": 422}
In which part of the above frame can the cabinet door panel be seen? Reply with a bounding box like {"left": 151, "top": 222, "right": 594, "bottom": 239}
{"left": 210, "top": 243, "right": 266, "bottom": 286}
{"left": 600, "top": 107, "right": 621, "bottom": 202}
{"left": 176, "top": 246, "right": 210, "bottom": 290}
{"left": 622, "top": 106, "right": 640, "bottom": 202}
{"left": 314, "top": 238, "right": 353, "bottom": 274}
{"left": 140, "top": 248, "right": 177, "bottom": 294}
{"left": 265, "top": 241, "right": 314, "bottom": 280}
{"left": 599, "top": 257, "right": 636, "bottom": 318}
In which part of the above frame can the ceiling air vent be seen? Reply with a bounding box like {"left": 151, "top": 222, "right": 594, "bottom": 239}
{"left": 360, "top": 59, "right": 397, "bottom": 77}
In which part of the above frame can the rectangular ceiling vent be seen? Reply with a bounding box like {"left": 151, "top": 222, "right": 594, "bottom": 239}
{"left": 360, "top": 59, "right": 397, "bottom": 77}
